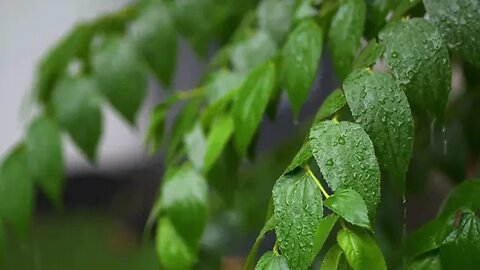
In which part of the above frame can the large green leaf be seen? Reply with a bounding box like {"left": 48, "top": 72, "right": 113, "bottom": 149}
{"left": 232, "top": 62, "right": 276, "bottom": 155}
{"left": 26, "top": 116, "right": 64, "bottom": 206}
{"left": 325, "top": 189, "right": 371, "bottom": 230}
{"left": 52, "top": 77, "right": 103, "bottom": 162}
{"left": 343, "top": 69, "right": 414, "bottom": 191}
{"left": 337, "top": 229, "right": 386, "bottom": 270}
{"left": 272, "top": 170, "right": 323, "bottom": 270}
{"left": 255, "top": 251, "right": 291, "bottom": 270}
{"left": 281, "top": 19, "right": 323, "bottom": 117}
{"left": 161, "top": 165, "right": 208, "bottom": 248}
{"left": 92, "top": 36, "right": 146, "bottom": 124}
{"left": 309, "top": 120, "right": 381, "bottom": 220}
{"left": 404, "top": 217, "right": 452, "bottom": 261}
{"left": 0, "top": 145, "right": 33, "bottom": 234}
{"left": 156, "top": 217, "right": 196, "bottom": 270}
{"left": 438, "top": 180, "right": 480, "bottom": 218}
{"left": 440, "top": 210, "right": 480, "bottom": 269}
{"left": 130, "top": 0, "right": 177, "bottom": 88}
{"left": 352, "top": 40, "right": 385, "bottom": 69}
{"left": 204, "top": 115, "right": 234, "bottom": 174}
{"left": 230, "top": 31, "right": 278, "bottom": 73}
{"left": 312, "top": 214, "right": 339, "bottom": 261}
{"left": 423, "top": 0, "right": 480, "bottom": 67}
{"left": 313, "top": 89, "right": 346, "bottom": 124}
{"left": 379, "top": 18, "right": 451, "bottom": 119}
{"left": 184, "top": 123, "right": 207, "bottom": 171}
{"left": 285, "top": 141, "right": 312, "bottom": 174}
{"left": 319, "top": 244, "right": 346, "bottom": 270}
{"left": 328, "top": 0, "right": 366, "bottom": 79}
{"left": 245, "top": 217, "right": 275, "bottom": 270}
{"left": 257, "top": 0, "right": 295, "bottom": 44}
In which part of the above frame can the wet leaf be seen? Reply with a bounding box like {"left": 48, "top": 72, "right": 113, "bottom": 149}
{"left": 204, "top": 115, "right": 234, "bottom": 174}
{"left": 325, "top": 189, "right": 371, "bottom": 230}
{"left": 273, "top": 170, "right": 323, "bottom": 270}
{"left": 281, "top": 19, "right": 323, "bottom": 117}
{"left": 310, "top": 120, "right": 381, "bottom": 220}
{"left": 379, "top": 18, "right": 451, "bottom": 119}
{"left": 343, "top": 69, "right": 414, "bottom": 191}
{"left": 337, "top": 228, "right": 386, "bottom": 270}
{"left": 156, "top": 217, "right": 196, "bottom": 270}
{"left": 255, "top": 251, "right": 291, "bottom": 270}
{"left": 313, "top": 89, "right": 346, "bottom": 124}
{"left": 328, "top": 0, "right": 366, "bottom": 79}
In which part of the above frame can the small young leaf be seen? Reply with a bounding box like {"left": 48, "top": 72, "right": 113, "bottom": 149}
{"left": 145, "top": 104, "right": 168, "bottom": 155}
{"left": 379, "top": 18, "right": 451, "bottom": 119}
{"left": 26, "top": 116, "right": 64, "bottom": 206}
{"left": 92, "top": 36, "right": 146, "bottom": 124}
{"left": 310, "top": 121, "right": 381, "bottom": 220}
{"left": 337, "top": 229, "right": 387, "bottom": 270}
{"left": 423, "top": 0, "right": 480, "bottom": 67}
{"left": 230, "top": 31, "right": 278, "bottom": 73}
{"left": 404, "top": 217, "right": 451, "bottom": 261}
{"left": 130, "top": 0, "right": 177, "bottom": 88}
{"left": 285, "top": 141, "right": 312, "bottom": 174}
{"left": 273, "top": 170, "right": 323, "bottom": 270}
{"left": 313, "top": 89, "right": 346, "bottom": 124}
{"left": 312, "top": 214, "right": 339, "bottom": 261}
{"left": 319, "top": 244, "right": 345, "bottom": 270}
{"left": 255, "top": 251, "right": 291, "bottom": 270}
{"left": 52, "top": 77, "right": 103, "bottom": 162}
{"left": 352, "top": 40, "right": 385, "bottom": 69}
{"left": 325, "top": 189, "right": 371, "bottom": 230}
{"left": 440, "top": 210, "right": 480, "bottom": 270}
{"left": 245, "top": 217, "right": 275, "bottom": 270}
{"left": 156, "top": 217, "right": 196, "bottom": 270}
{"left": 257, "top": 0, "right": 296, "bottom": 44}
{"left": 0, "top": 145, "right": 34, "bottom": 234}
{"left": 204, "top": 115, "right": 234, "bottom": 174}
{"left": 233, "top": 62, "right": 276, "bottom": 156}
{"left": 343, "top": 69, "right": 414, "bottom": 191}
{"left": 161, "top": 165, "right": 208, "bottom": 248}
{"left": 328, "top": 0, "right": 366, "bottom": 79}
{"left": 205, "top": 69, "right": 244, "bottom": 104}
{"left": 184, "top": 123, "right": 207, "bottom": 171}
{"left": 438, "top": 180, "right": 480, "bottom": 218}
{"left": 281, "top": 19, "right": 323, "bottom": 117}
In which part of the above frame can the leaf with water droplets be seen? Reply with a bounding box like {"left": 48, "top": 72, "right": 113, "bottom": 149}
{"left": 352, "top": 40, "right": 385, "bottom": 69}
{"left": 438, "top": 180, "right": 480, "bottom": 218}
{"left": 255, "top": 251, "right": 291, "bottom": 270}
{"left": 337, "top": 228, "right": 387, "bottom": 270}
{"left": 423, "top": 0, "right": 480, "bottom": 67}
{"left": 281, "top": 19, "right": 323, "bottom": 117}
{"left": 328, "top": 0, "right": 366, "bottom": 79}
{"left": 440, "top": 210, "right": 480, "bottom": 269}
{"left": 285, "top": 141, "right": 312, "bottom": 174}
{"left": 313, "top": 89, "right": 346, "bottom": 124}
{"left": 310, "top": 120, "right": 381, "bottom": 221}
{"left": 343, "top": 69, "right": 414, "bottom": 191}
{"left": 319, "top": 244, "right": 346, "bottom": 270}
{"left": 379, "top": 18, "right": 451, "bottom": 119}
{"left": 156, "top": 217, "right": 196, "bottom": 270}
{"left": 325, "top": 189, "right": 371, "bottom": 230}
{"left": 272, "top": 170, "right": 323, "bottom": 270}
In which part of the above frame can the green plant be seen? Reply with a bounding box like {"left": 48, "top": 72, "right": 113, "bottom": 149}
{"left": 1, "top": 0, "right": 480, "bottom": 269}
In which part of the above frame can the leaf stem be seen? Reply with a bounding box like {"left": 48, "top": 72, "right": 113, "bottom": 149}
{"left": 305, "top": 165, "right": 330, "bottom": 198}
{"left": 273, "top": 240, "right": 280, "bottom": 256}
{"left": 177, "top": 86, "right": 205, "bottom": 100}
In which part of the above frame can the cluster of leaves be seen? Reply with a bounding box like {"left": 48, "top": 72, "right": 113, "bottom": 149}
{"left": 0, "top": 0, "right": 480, "bottom": 269}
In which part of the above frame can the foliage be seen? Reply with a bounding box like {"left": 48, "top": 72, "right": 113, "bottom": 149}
{"left": 1, "top": 0, "right": 480, "bottom": 269}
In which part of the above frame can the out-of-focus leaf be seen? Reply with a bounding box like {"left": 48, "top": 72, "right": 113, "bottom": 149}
{"left": 205, "top": 69, "right": 244, "bottom": 104}
{"left": 245, "top": 217, "right": 275, "bottom": 270}
{"left": 156, "top": 217, "right": 196, "bottom": 270}
{"left": 257, "top": 0, "right": 296, "bottom": 44}
{"left": 26, "top": 116, "right": 64, "bottom": 207}
{"left": 312, "top": 214, "right": 339, "bottom": 261}
{"left": 325, "top": 189, "right": 371, "bottom": 230}
{"left": 145, "top": 104, "right": 168, "bottom": 155}
{"left": 184, "top": 123, "right": 207, "bottom": 171}
{"left": 204, "top": 115, "right": 234, "bottom": 174}
{"left": 52, "top": 77, "right": 103, "bottom": 162}
{"left": 313, "top": 89, "right": 346, "bottom": 124}
{"left": 230, "top": 31, "right": 278, "bottom": 73}
{"left": 337, "top": 229, "right": 387, "bottom": 270}
{"left": 92, "top": 37, "right": 146, "bottom": 124}
{"left": 438, "top": 180, "right": 480, "bottom": 219}
{"left": 352, "top": 40, "right": 385, "bottom": 69}
{"left": 255, "top": 251, "right": 291, "bottom": 270}
{"left": 0, "top": 221, "right": 4, "bottom": 264}
{"left": 319, "top": 244, "right": 346, "bottom": 270}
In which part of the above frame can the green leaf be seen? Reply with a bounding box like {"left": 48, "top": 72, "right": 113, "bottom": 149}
{"left": 130, "top": 0, "right": 177, "bottom": 88}
{"left": 204, "top": 115, "right": 234, "bottom": 174}
{"left": 257, "top": 0, "right": 295, "bottom": 44}
{"left": 390, "top": 0, "right": 421, "bottom": 21}
{"left": 272, "top": 170, "right": 323, "bottom": 270}
{"left": 328, "top": 0, "right": 366, "bottom": 79}
{"left": 233, "top": 62, "right": 276, "bottom": 156}
{"left": 156, "top": 217, "right": 196, "bottom": 270}
{"left": 364, "top": 0, "right": 396, "bottom": 38}
{"left": 343, "top": 69, "right": 414, "bottom": 191}
{"left": 423, "top": 0, "right": 480, "bottom": 67}
{"left": 230, "top": 31, "right": 278, "bottom": 73}
{"left": 352, "top": 40, "right": 385, "bottom": 69}
{"left": 406, "top": 252, "right": 442, "bottom": 270}
{"left": 440, "top": 210, "right": 480, "bottom": 270}
{"left": 337, "top": 229, "right": 386, "bottom": 270}
{"left": 0, "top": 145, "right": 34, "bottom": 234}
{"left": 0, "top": 221, "right": 4, "bottom": 264}
{"left": 325, "top": 189, "right": 371, "bottom": 230}
{"left": 184, "top": 123, "right": 207, "bottom": 171}
{"left": 379, "top": 18, "right": 451, "bottom": 119}
{"left": 319, "top": 244, "right": 346, "bottom": 270}
{"left": 438, "top": 180, "right": 480, "bottom": 218}
{"left": 281, "top": 19, "right": 323, "bottom": 117}
{"left": 255, "top": 251, "right": 291, "bottom": 270}
{"left": 313, "top": 89, "right": 346, "bottom": 124}
{"left": 161, "top": 165, "right": 208, "bottom": 248}
{"left": 52, "top": 77, "right": 103, "bottom": 162}
{"left": 245, "top": 217, "right": 275, "bottom": 270}
{"left": 205, "top": 69, "right": 244, "bottom": 104}
{"left": 285, "top": 141, "right": 312, "bottom": 174}
{"left": 92, "top": 36, "right": 147, "bottom": 124}
{"left": 309, "top": 120, "right": 381, "bottom": 220}
{"left": 312, "top": 214, "right": 339, "bottom": 261}
{"left": 145, "top": 104, "right": 168, "bottom": 155}
{"left": 404, "top": 217, "right": 451, "bottom": 262}
{"left": 26, "top": 116, "right": 64, "bottom": 206}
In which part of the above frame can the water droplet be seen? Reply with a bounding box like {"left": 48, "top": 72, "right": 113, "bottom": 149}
{"left": 441, "top": 126, "right": 448, "bottom": 156}
{"left": 326, "top": 159, "right": 334, "bottom": 166}
{"left": 430, "top": 118, "right": 436, "bottom": 147}
{"left": 338, "top": 136, "right": 346, "bottom": 145}
{"left": 391, "top": 51, "right": 399, "bottom": 58}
